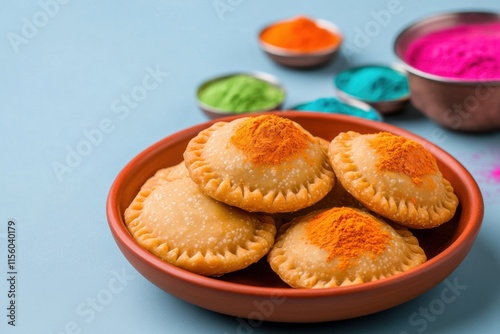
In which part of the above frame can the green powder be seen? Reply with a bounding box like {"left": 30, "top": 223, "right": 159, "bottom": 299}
{"left": 198, "top": 75, "right": 284, "bottom": 113}
{"left": 335, "top": 65, "right": 409, "bottom": 102}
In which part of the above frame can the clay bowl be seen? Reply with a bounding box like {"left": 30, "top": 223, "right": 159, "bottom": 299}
{"left": 394, "top": 11, "right": 500, "bottom": 131}
{"left": 258, "top": 18, "right": 343, "bottom": 68}
{"left": 106, "top": 111, "right": 483, "bottom": 323}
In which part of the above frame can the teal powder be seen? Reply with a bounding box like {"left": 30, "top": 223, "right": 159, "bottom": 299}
{"left": 335, "top": 66, "right": 409, "bottom": 102}
{"left": 293, "top": 97, "right": 382, "bottom": 121}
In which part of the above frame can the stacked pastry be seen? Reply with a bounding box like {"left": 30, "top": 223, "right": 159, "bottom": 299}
{"left": 124, "top": 114, "right": 459, "bottom": 288}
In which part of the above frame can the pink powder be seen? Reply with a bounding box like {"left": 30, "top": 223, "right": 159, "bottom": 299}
{"left": 456, "top": 148, "right": 500, "bottom": 204}
{"left": 492, "top": 167, "right": 500, "bottom": 182}
{"left": 405, "top": 22, "right": 500, "bottom": 80}
{"left": 476, "top": 153, "right": 500, "bottom": 204}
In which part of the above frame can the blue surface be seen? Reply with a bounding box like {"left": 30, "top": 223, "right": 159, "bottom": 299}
{"left": 1, "top": 1, "right": 500, "bottom": 333}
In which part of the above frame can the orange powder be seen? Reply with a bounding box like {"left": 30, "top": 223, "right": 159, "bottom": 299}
{"left": 369, "top": 132, "right": 438, "bottom": 185}
{"left": 305, "top": 207, "right": 391, "bottom": 270}
{"left": 230, "top": 114, "right": 311, "bottom": 165}
{"left": 260, "top": 16, "right": 341, "bottom": 53}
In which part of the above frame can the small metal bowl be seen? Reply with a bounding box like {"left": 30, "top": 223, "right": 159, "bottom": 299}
{"left": 334, "top": 64, "right": 410, "bottom": 115}
{"left": 196, "top": 72, "right": 286, "bottom": 119}
{"left": 292, "top": 96, "right": 383, "bottom": 122}
{"left": 258, "top": 17, "right": 343, "bottom": 69}
{"left": 394, "top": 11, "right": 500, "bottom": 131}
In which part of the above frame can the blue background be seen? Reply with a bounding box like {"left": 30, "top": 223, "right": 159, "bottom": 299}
{"left": 1, "top": 1, "right": 500, "bottom": 333}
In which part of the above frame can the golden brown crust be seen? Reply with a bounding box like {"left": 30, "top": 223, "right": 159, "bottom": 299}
{"left": 274, "top": 179, "right": 367, "bottom": 223}
{"left": 139, "top": 161, "right": 190, "bottom": 191}
{"left": 155, "top": 161, "right": 190, "bottom": 182}
{"left": 315, "top": 136, "right": 331, "bottom": 152}
{"left": 328, "top": 131, "right": 459, "bottom": 228}
{"left": 125, "top": 177, "right": 276, "bottom": 277}
{"left": 183, "top": 117, "right": 336, "bottom": 213}
{"left": 267, "top": 208, "right": 427, "bottom": 288}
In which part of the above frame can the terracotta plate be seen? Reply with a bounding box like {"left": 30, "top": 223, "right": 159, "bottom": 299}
{"left": 106, "top": 111, "right": 483, "bottom": 322}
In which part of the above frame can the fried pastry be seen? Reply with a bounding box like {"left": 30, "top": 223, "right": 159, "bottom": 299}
{"left": 154, "top": 161, "right": 190, "bottom": 181}
{"left": 274, "top": 179, "right": 366, "bottom": 223}
{"left": 124, "top": 177, "right": 276, "bottom": 277}
{"left": 267, "top": 207, "right": 426, "bottom": 288}
{"left": 328, "top": 131, "right": 458, "bottom": 228}
{"left": 140, "top": 161, "right": 190, "bottom": 191}
{"left": 183, "top": 114, "right": 335, "bottom": 213}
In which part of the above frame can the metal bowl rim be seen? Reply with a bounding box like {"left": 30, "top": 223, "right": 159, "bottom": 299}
{"left": 258, "top": 17, "right": 343, "bottom": 57}
{"left": 333, "top": 63, "right": 411, "bottom": 104}
{"left": 393, "top": 10, "right": 500, "bottom": 85}
{"left": 196, "top": 71, "right": 286, "bottom": 115}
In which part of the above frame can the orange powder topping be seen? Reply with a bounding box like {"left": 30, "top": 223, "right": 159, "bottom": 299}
{"left": 369, "top": 132, "right": 438, "bottom": 185}
{"left": 260, "top": 16, "right": 341, "bottom": 53}
{"left": 230, "top": 114, "right": 312, "bottom": 165}
{"left": 305, "top": 207, "right": 391, "bottom": 270}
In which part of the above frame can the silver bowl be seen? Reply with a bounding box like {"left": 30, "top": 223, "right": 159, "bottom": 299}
{"left": 394, "top": 11, "right": 500, "bottom": 132}
{"left": 196, "top": 71, "right": 286, "bottom": 119}
{"left": 258, "top": 17, "right": 343, "bottom": 68}
{"left": 334, "top": 64, "right": 410, "bottom": 115}
{"left": 292, "top": 96, "right": 384, "bottom": 121}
